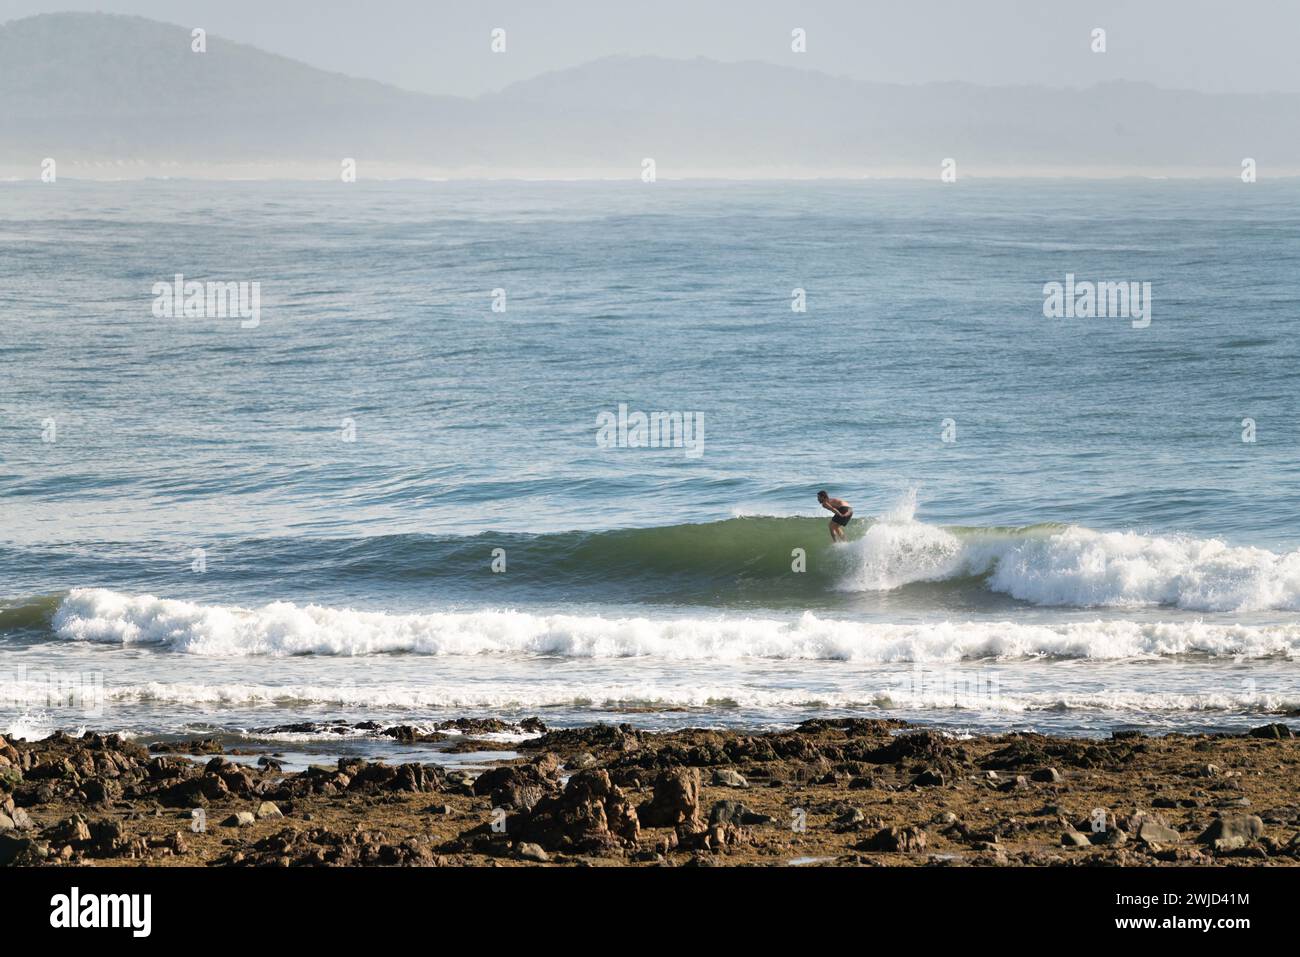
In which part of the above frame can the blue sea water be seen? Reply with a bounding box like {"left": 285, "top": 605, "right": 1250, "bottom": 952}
{"left": 2, "top": 178, "right": 1300, "bottom": 749}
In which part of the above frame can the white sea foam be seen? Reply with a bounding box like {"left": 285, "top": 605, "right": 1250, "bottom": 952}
{"left": 51, "top": 588, "right": 1300, "bottom": 661}
{"left": 2, "top": 712, "right": 84, "bottom": 742}
{"left": 63, "top": 679, "right": 1300, "bottom": 718}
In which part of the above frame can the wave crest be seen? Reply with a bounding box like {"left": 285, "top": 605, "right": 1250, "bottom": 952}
{"left": 841, "top": 516, "right": 1300, "bottom": 612}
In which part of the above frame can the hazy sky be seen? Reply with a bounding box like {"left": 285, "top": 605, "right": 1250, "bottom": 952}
{"left": 3, "top": 0, "right": 1298, "bottom": 97}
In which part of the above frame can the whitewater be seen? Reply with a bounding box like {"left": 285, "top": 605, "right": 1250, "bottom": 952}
{"left": 40, "top": 588, "right": 1300, "bottom": 661}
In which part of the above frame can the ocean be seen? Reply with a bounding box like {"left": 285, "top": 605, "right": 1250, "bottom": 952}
{"left": 3, "top": 178, "right": 1300, "bottom": 756}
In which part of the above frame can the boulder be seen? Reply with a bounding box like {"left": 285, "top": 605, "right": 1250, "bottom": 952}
{"left": 90, "top": 819, "right": 128, "bottom": 853}
{"left": 1137, "top": 819, "right": 1182, "bottom": 846}
{"left": 79, "top": 778, "right": 117, "bottom": 805}
{"left": 1248, "top": 723, "right": 1295, "bottom": 739}
{"left": 389, "top": 763, "right": 443, "bottom": 793}
{"left": 1061, "top": 830, "right": 1092, "bottom": 847}
{"left": 515, "top": 842, "right": 549, "bottom": 863}
{"left": 255, "top": 801, "right": 283, "bottom": 820}
{"left": 1031, "top": 767, "right": 1063, "bottom": 783}
{"left": 1198, "top": 814, "right": 1264, "bottom": 852}
{"left": 861, "top": 825, "right": 927, "bottom": 853}
{"left": 48, "top": 815, "right": 91, "bottom": 844}
{"left": 911, "top": 768, "right": 945, "bottom": 787}
{"left": 836, "top": 807, "right": 867, "bottom": 829}
{"left": 708, "top": 801, "right": 771, "bottom": 827}
{"left": 711, "top": 769, "right": 749, "bottom": 788}
{"left": 472, "top": 757, "right": 560, "bottom": 810}
{"left": 1096, "top": 828, "right": 1128, "bottom": 847}
{"left": 637, "top": 768, "right": 702, "bottom": 830}
{"left": 221, "top": 812, "right": 256, "bottom": 828}
{"left": 444, "top": 769, "right": 475, "bottom": 793}
{"left": 0, "top": 835, "right": 46, "bottom": 866}
{"left": 514, "top": 769, "right": 640, "bottom": 852}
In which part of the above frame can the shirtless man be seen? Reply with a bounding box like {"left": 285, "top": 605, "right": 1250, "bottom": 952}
{"left": 817, "top": 490, "right": 853, "bottom": 543}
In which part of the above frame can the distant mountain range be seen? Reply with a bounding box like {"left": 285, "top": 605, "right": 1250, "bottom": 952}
{"left": 4, "top": 12, "right": 1299, "bottom": 178}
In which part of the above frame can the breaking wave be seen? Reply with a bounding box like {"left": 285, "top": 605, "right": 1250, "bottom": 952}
{"left": 41, "top": 587, "right": 1300, "bottom": 661}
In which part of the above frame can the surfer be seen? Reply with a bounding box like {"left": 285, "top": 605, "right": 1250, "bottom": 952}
{"left": 817, "top": 490, "right": 853, "bottom": 542}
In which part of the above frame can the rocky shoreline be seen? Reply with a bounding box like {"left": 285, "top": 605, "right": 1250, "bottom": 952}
{"left": 3, "top": 718, "right": 1300, "bottom": 866}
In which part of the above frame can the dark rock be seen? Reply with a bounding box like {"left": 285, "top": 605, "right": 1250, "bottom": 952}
{"left": 1031, "top": 767, "right": 1062, "bottom": 783}
{"left": 835, "top": 807, "right": 867, "bottom": 830}
{"left": 707, "top": 800, "right": 771, "bottom": 827}
{"left": 159, "top": 738, "right": 223, "bottom": 755}
{"left": 794, "top": 718, "right": 908, "bottom": 737}
{"left": 513, "top": 769, "right": 640, "bottom": 852}
{"left": 637, "top": 768, "right": 702, "bottom": 830}
{"left": 1094, "top": 828, "right": 1128, "bottom": 847}
{"left": 219, "top": 825, "right": 434, "bottom": 866}
{"left": 390, "top": 763, "right": 443, "bottom": 793}
{"left": 860, "top": 825, "right": 927, "bottom": 853}
{"left": 82, "top": 777, "right": 121, "bottom": 805}
{"left": 911, "top": 768, "right": 945, "bottom": 788}
{"left": 1155, "top": 846, "right": 1205, "bottom": 863}
{"left": 0, "top": 835, "right": 46, "bottom": 866}
{"left": 1247, "top": 723, "right": 1295, "bottom": 739}
{"left": 90, "top": 819, "right": 128, "bottom": 853}
{"left": 381, "top": 725, "right": 450, "bottom": 744}
{"left": 48, "top": 815, "right": 91, "bottom": 844}
{"left": 866, "top": 731, "right": 956, "bottom": 766}
{"left": 519, "top": 723, "right": 640, "bottom": 754}
{"left": 1261, "top": 807, "right": 1300, "bottom": 825}
{"left": 472, "top": 757, "right": 559, "bottom": 810}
